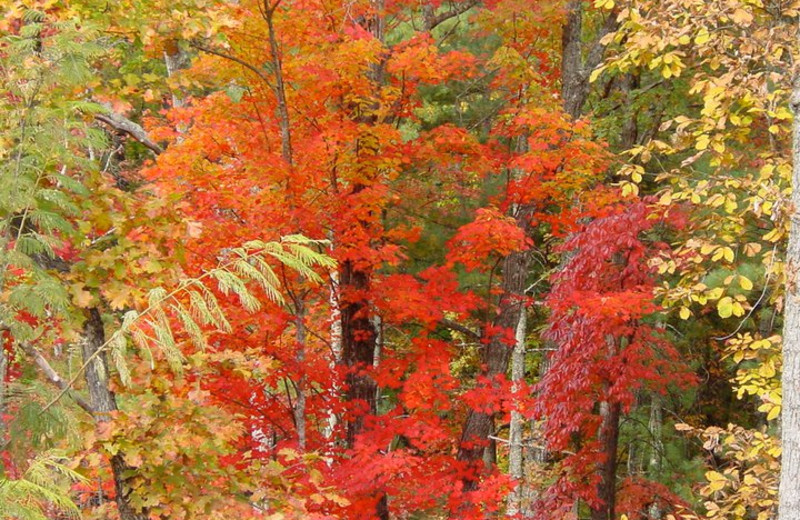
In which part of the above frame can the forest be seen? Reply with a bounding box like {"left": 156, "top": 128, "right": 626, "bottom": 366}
{"left": 1, "top": 0, "right": 798, "bottom": 519}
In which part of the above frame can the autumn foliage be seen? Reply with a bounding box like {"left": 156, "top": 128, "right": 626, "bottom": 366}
{"left": 1, "top": 0, "right": 795, "bottom": 519}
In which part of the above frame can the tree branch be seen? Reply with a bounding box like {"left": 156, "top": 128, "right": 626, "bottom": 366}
{"left": 95, "top": 109, "right": 163, "bottom": 155}
{"left": 19, "top": 343, "right": 94, "bottom": 414}
{"left": 440, "top": 318, "right": 480, "bottom": 340}
{"left": 190, "top": 42, "right": 276, "bottom": 91}
{"left": 583, "top": 9, "right": 620, "bottom": 81}
{"left": 425, "top": 0, "right": 480, "bottom": 31}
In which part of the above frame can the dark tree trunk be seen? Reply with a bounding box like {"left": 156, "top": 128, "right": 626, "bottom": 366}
{"left": 339, "top": 255, "right": 388, "bottom": 520}
{"left": 339, "top": 258, "right": 379, "bottom": 448}
{"left": 457, "top": 208, "right": 532, "bottom": 489}
{"left": 561, "top": 0, "right": 585, "bottom": 119}
{"left": 561, "top": 1, "right": 619, "bottom": 119}
{"left": 591, "top": 401, "right": 621, "bottom": 520}
{"left": 82, "top": 308, "right": 148, "bottom": 520}
{"left": 619, "top": 74, "right": 641, "bottom": 150}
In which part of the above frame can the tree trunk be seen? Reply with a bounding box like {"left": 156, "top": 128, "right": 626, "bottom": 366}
{"left": 163, "top": 39, "right": 188, "bottom": 109}
{"left": 81, "top": 308, "right": 148, "bottom": 520}
{"left": 647, "top": 394, "right": 663, "bottom": 519}
{"left": 0, "top": 345, "right": 6, "bottom": 440}
{"left": 339, "top": 258, "right": 388, "bottom": 519}
{"left": 561, "top": 0, "right": 585, "bottom": 120}
{"left": 590, "top": 400, "right": 621, "bottom": 520}
{"left": 561, "top": 1, "right": 619, "bottom": 119}
{"left": 294, "top": 300, "right": 307, "bottom": 450}
{"left": 506, "top": 308, "right": 527, "bottom": 517}
{"left": 457, "top": 226, "right": 531, "bottom": 486}
{"left": 779, "top": 70, "right": 800, "bottom": 520}
{"left": 325, "top": 257, "right": 342, "bottom": 443}
{"left": 265, "top": 9, "right": 293, "bottom": 165}
{"left": 340, "top": 259, "right": 379, "bottom": 448}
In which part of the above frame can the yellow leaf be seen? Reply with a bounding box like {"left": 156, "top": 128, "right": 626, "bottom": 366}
{"left": 743, "top": 242, "right": 762, "bottom": 256}
{"left": 701, "top": 243, "right": 717, "bottom": 255}
{"left": 759, "top": 362, "right": 776, "bottom": 378}
{"left": 739, "top": 276, "right": 753, "bottom": 291}
{"left": 621, "top": 182, "right": 639, "bottom": 197}
{"left": 679, "top": 307, "right": 691, "bottom": 320}
{"left": 695, "top": 29, "right": 710, "bottom": 45}
{"left": 658, "top": 192, "right": 672, "bottom": 205}
{"left": 71, "top": 285, "right": 95, "bottom": 308}
{"left": 767, "top": 405, "right": 781, "bottom": 421}
{"left": 718, "top": 296, "right": 733, "bottom": 318}
{"left": 706, "top": 471, "right": 727, "bottom": 492}
{"left": 723, "top": 247, "right": 735, "bottom": 262}
{"left": 695, "top": 134, "right": 710, "bottom": 150}
{"left": 731, "top": 8, "right": 753, "bottom": 25}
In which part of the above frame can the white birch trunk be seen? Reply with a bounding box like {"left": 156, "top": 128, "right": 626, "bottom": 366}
{"left": 325, "top": 257, "right": 343, "bottom": 443}
{"left": 779, "top": 67, "right": 800, "bottom": 520}
{"left": 294, "top": 301, "right": 307, "bottom": 450}
{"left": 506, "top": 307, "right": 527, "bottom": 517}
{"left": 648, "top": 394, "right": 663, "bottom": 519}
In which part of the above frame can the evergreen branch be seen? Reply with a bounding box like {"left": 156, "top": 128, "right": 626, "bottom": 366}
{"left": 41, "top": 237, "right": 333, "bottom": 412}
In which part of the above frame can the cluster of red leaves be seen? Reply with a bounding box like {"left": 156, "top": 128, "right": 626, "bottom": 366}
{"left": 536, "top": 202, "right": 696, "bottom": 518}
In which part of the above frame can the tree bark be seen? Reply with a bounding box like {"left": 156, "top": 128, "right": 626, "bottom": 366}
{"left": 81, "top": 308, "right": 148, "bottom": 520}
{"left": 294, "top": 300, "right": 307, "bottom": 450}
{"left": 0, "top": 346, "right": 6, "bottom": 440}
{"left": 339, "top": 259, "right": 379, "bottom": 448}
{"left": 561, "top": 1, "right": 619, "bottom": 119}
{"left": 457, "top": 217, "right": 531, "bottom": 486}
{"left": 590, "top": 400, "right": 621, "bottom": 520}
{"left": 163, "top": 39, "right": 189, "bottom": 109}
{"left": 561, "top": 0, "right": 585, "bottom": 120}
{"left": 506, "top": 308, "right": 527, "bottom": 517}
{"left": 779, "top": 68, "right": 800, "bottom": 520}
{"left": 647, "top": 394, "right": 663, "bottom": 519}
{"left": 265, "top": 7, "right": 293, "bottom": 165}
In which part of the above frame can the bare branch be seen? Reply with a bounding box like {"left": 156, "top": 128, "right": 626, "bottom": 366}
{"left": 425, "top": 0, "right": 480, "bottom": 31}
{"left": 95, "top": 109, "right": 163, "bottom": 155}
{"left": 440, "top": 318, "right": 480, "bottom": 340}
{"left": 190, "top": 42, "right": 276, "bottom": 91}
{"left": 19, "top": 343, "right": 94, "bottom": 413}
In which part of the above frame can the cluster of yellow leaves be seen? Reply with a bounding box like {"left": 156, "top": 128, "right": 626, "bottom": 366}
{"left": 724, "top": 334, "right": 782, "bottom": 421}
{"left": 672, "top": 423, "right": 779, "bottom": 520}
{"left": 594, "top": 0, "right": 796, "bottom": 516}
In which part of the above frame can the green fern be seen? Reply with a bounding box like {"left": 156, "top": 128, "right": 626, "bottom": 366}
{"left": 45, "top": 236, "right": 335, "bottom": 411}
{"left": 0, "top": 451, "right": 86, "bottom": 520}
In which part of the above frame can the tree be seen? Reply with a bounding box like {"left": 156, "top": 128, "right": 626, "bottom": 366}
{"left": 780, "top": 58, "right": 800, "bottom": 520}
